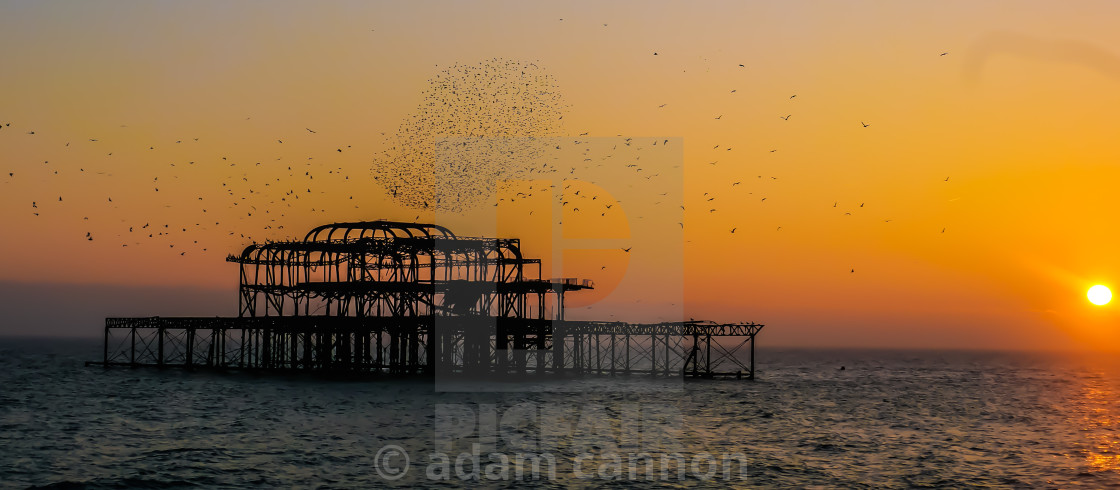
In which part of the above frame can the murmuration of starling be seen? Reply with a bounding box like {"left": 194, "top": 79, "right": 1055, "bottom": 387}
{"left": 372, "top": 59, "right": 568, "bottom": 213}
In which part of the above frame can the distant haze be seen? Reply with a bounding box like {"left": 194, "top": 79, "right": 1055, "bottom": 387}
{"left": 0, "top": 281, "right": 234, "bottom": 338}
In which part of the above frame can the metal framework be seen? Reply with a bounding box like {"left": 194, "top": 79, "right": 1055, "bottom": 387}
{"left": 89, "top": 221, "right": 764, "bottom": 379}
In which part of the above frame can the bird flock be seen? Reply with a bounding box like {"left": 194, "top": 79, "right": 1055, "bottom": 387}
{"left": 3, "top": 48, "right": 955, "bottom": 280}
{"left": 373, "top": 59, "right": 568, "bottom": 213}
{"left": 1, "top": 115, "right": 372, "bottom": 256}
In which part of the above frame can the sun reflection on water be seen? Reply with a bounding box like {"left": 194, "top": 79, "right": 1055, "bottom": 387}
{"left": 1070, "top": 368, "right": 1120, "bottom": 473}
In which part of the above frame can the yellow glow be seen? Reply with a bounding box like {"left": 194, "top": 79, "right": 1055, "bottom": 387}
{"left": 7, "top": 3, "right": 1120, "bottom": 349}
{"left": 1089, "top": 285, "right": 1112, "bottom": 306}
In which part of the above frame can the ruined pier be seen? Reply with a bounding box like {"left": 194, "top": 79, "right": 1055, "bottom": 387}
{"left": 89, "top": 221, "right": 763, "bottom": 379}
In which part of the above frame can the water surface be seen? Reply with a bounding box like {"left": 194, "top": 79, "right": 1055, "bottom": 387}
{"left": 2, "top": 339, "right": 1117, "bottom": 487}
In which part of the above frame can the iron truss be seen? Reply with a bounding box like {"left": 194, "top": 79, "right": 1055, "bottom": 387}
{"left": 89, "top": 221, "right": 764, "bottom": 380}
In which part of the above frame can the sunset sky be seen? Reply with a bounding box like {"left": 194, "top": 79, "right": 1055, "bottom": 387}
{"left": 3, "top": 1, "right": 1120, "bottom": 350}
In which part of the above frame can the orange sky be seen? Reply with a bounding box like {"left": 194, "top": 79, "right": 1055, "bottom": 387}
{"left": 3, "top": 1, "right": 1120, "bottom": 350}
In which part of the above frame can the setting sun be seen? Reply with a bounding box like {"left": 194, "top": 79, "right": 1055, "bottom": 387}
{"left": 1089, "top": 285, "right": 1113, "bottom": 306}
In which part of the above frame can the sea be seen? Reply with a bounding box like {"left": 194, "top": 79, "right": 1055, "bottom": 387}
{"left": 3, "top": 337, "right": 1120, "bottom": 488}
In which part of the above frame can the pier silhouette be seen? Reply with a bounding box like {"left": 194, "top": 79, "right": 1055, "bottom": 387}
{"left": 88, "top": 221, "right": 763, "bottom": 379}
